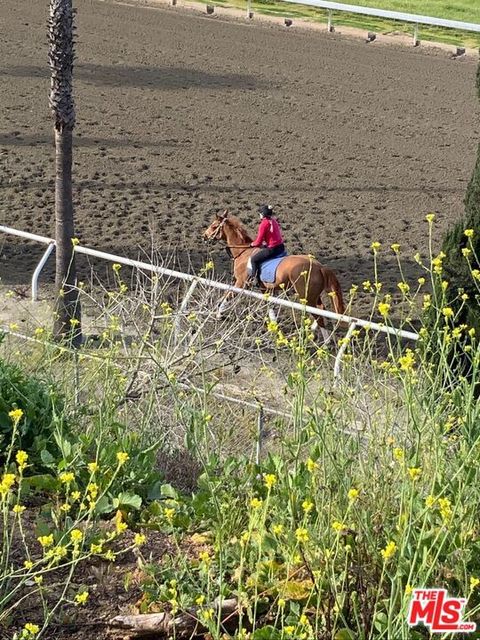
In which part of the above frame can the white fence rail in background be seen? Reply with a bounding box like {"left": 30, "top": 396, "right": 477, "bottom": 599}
{"left": 269, "top": 0, "right": 480, "bottom": 45}
{"left": 0, "top": 224, "right": 419, "bottom": 379}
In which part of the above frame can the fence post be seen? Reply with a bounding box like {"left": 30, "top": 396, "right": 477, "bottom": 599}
{"left": 333, "top": 321, "right": 357, "bottom": 383}
{"left": 32, "top": 242, "right": 55, "bottom": 302}
{"left": 327, "top": 9, "right": 333, "bottom": 32}
{"left": 413, "top": 22, "right": 419, "bottom": 45}
{"left": 255, "top": 405, "right": 265, "bottom": 464}
{"left": 174, "top": 279, "right": 198, "bottom": 342}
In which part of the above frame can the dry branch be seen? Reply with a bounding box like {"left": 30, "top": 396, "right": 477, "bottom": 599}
{"left": 109, "top": 597, "right": 238, "bottom": 638}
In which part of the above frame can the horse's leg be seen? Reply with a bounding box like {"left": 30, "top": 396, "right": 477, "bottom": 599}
{"left": 292, "top": 274, "right": 332, "bottom": 345}
{"left": 216, "top": 276, "right": 246, "bottom": 319}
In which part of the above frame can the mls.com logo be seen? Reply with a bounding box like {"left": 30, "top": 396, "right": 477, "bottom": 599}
{"left": 407, "top": 589, "right": 476, "bottom": 633}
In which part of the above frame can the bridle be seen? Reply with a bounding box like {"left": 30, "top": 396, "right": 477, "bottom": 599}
{"left": 208, "top": 217, "right": 252, "bottom": 261}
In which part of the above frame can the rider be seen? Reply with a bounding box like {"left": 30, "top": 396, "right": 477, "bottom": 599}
{"left": 249, "top": 205, "right": 285, "bottom": 287}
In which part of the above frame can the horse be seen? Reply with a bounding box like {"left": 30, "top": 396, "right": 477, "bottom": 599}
{"left": 203, "top": 210, "right": 345, "bottom": 342}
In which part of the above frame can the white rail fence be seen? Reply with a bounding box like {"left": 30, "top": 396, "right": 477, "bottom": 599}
{"left": 0, "top": 224, "right": 418, "bottom": 377}
{"left": 251, "top": 0, "right": 480, "bottom": 46}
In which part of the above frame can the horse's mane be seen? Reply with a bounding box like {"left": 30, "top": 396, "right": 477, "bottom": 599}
{"left": 226, "top": 215, "right": 253, "bottom": 244}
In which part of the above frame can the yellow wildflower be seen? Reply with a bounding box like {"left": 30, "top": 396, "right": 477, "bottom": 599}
{"left": 70, "top": 529, "right": 83, "bottom": 544}
{"left": 9, "top": 408, "right": 24, "bottom": 422}
{"left": 398, "top": 349, "right": 415, "bottom": 372}
{"left": 371, "top": 241, "right": 381, "bottom": 252}
{"left": 116, "top": 451, "right": 129, "bottom": 465}
{"left": 75, "top": 591, "right": 89, "bottom": 605}
{"left": 87, "top": 483, "right": 98, "bottom": 500}
{"left": 302, "top": 499, "right": 314, "bottom": 514}
{"left": 59, "top": 472, "right": 75, "bottom": 484}
{"left": 425, "top": 213, "right": 436, "bottom": 223}
{"left": 200, "top": 608, "right": 214, "bottom": 622}
{"left": 115, "top": 511, "right": 128, "bottom": 534}
{"left": 408, "top": 467, "right": 422, "bottom": 481}
{"left": 438, "top": 497, "right": 452, "bottom": 523}
{"left": 470, "top": 577, "right": 480, "bottom": 590}
{"left": 348, "top": 488, "right": 359, "bottom": 501}
{"left": 405, "top": 584, "right": 413, "bottom": 596}
{"left": 462, "top": 248, "right": 472, "bottom": 258}
{"left": 250, "top": 497, "right": 263, "bottom": 509}
{"left": 391, "top": 243, "right": 400, "bottom": 253}
{"left": 378, "top": 302, "right": 391, "bottom": 318}
{"left": 23, "top": 623, "right": 40, "bottom": 636}
{"left": 464, "top": 229, "right": 474, "bottom": 238}
{"left": 24, "top": 560, "right": 34, "bottom": 570}
{"left": 199, "top": 551, "right": 211, "bottom": 565}
{"left": 306, "top": 458, "right": 318, "bottom": 473}
{"left": 397, "top": 282, "right": 410, "bottom": 295}
{"left": 164, "top": 507, "right": 175, "bottom": 522}
{"left": 38, "top": 534, "right": 54, "bottom": 548}
{"left": 0, "top": 473, "right": 16, "bottom": 494}
{"left": 442, "top": 307, "right": 454, "bottom": 320}
{"left": 381, "top": 541, "right": 397, "bottom": 560}
{"left": 13, "top": 504, "right": 26, "bottom": 514}
{"left": 332, "top": 521, "right": 344, "bottom": 532}
{"left": 295, "top": 527, "right": 309, "bottom": 543}
{"left": 272, "top": 523, "right": 284, "bottom": 535}
{"left": 134, "top": 533, "right": 146, "bottom": 546}
{"left": 112, "top": 263, "right": 122, "bottom": 272}
{"left": 195, "top": 595, "right": 205, "bottom": 606}
{"left": 264, "top": 474, "right": 277, "bottom": 489}
{"left": 425, "top": 495, "right": 436, "bottom": 508}
{"left": 418, "top": 277, "right": 425, "bottom": 286}
{"left": 393, "top": 448, "right": 404, "bottom": 463}
{"left": 71, "top": 491, "right": 81, "bottom": 501}
{"left": 87, "top": 462, "right": 99, "bottom": 473}
{"left": 203, "top": 260, "right": 214, "bottom": 271}
{"left": 16, "top": 450, "right": 28, "bottom": 470}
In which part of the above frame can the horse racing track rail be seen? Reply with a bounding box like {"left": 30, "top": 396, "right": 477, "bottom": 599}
{"left": 0, "top": 224, "right": 419, "bottom": 380}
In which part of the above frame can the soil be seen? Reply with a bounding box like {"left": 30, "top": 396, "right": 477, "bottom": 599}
{"left": 0, "top": 0, "right": 479, "bottom": 314}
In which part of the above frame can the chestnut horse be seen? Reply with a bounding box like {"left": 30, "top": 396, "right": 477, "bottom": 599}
{"left": 203, "top": 210, "right": 345, "bottom": 341}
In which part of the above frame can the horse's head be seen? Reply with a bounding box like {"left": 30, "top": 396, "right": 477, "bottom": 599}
{"left": 203, "top": 210, "right": 229, "bottom": 243}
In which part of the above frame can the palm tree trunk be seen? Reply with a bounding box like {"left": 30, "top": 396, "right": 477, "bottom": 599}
{"left": 49, "top": 0, "right": 82, "bottom": 347}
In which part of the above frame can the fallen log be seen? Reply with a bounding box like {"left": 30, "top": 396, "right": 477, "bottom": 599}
{"left": 109, "top": 597, "right": 238, "bottom": 638}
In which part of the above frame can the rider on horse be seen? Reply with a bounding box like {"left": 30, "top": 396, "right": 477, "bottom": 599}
{"left": 249, "top": 205, "right": 285, "bottom": 287}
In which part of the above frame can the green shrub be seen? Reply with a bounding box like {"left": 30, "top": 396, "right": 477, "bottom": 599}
{"left": 0, "top": 356, "right": 63, "bottom": 468}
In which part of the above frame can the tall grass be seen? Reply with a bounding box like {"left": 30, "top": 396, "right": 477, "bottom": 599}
{"left": 1, "top": 217, "right": 480, "bottom": 638}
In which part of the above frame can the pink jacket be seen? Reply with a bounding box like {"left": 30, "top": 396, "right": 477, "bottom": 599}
{"left": 251, "top": 217, "right": 284, "bottom": 248}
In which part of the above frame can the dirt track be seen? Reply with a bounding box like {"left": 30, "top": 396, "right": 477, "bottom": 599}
{"left": 0, "top": 0, "right": 478, "bottom": 307}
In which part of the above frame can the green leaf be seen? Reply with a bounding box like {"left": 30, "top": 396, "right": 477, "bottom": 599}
{"left": 335, "top": 629, "right": 356, "bottom": 640}
{"left": 24, "top": 474, "right": 58, "bottom": 492}
{"left": 94, "top": 495, "right": 112, "bottom": 515}
{"left": 147, "top": 481, "right": 164, "bottom": 501}
{"left": 252, "top": 626, "right": 282, "bottom": 639}
{"left": 40, "top": 450, "right": 55, "bottom": 466}
{"left": 160, "top": 484, "right": 178, "bottom": 500}
{"left": 373, "top": 612, "right": 388, "bottom": 633}
{"left": 113, "top": 493, "right": 142, "bottom": 510}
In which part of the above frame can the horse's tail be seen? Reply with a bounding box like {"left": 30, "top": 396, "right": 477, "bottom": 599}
{"left": 326, "top": 270, "right": 345, "bottom": 317}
